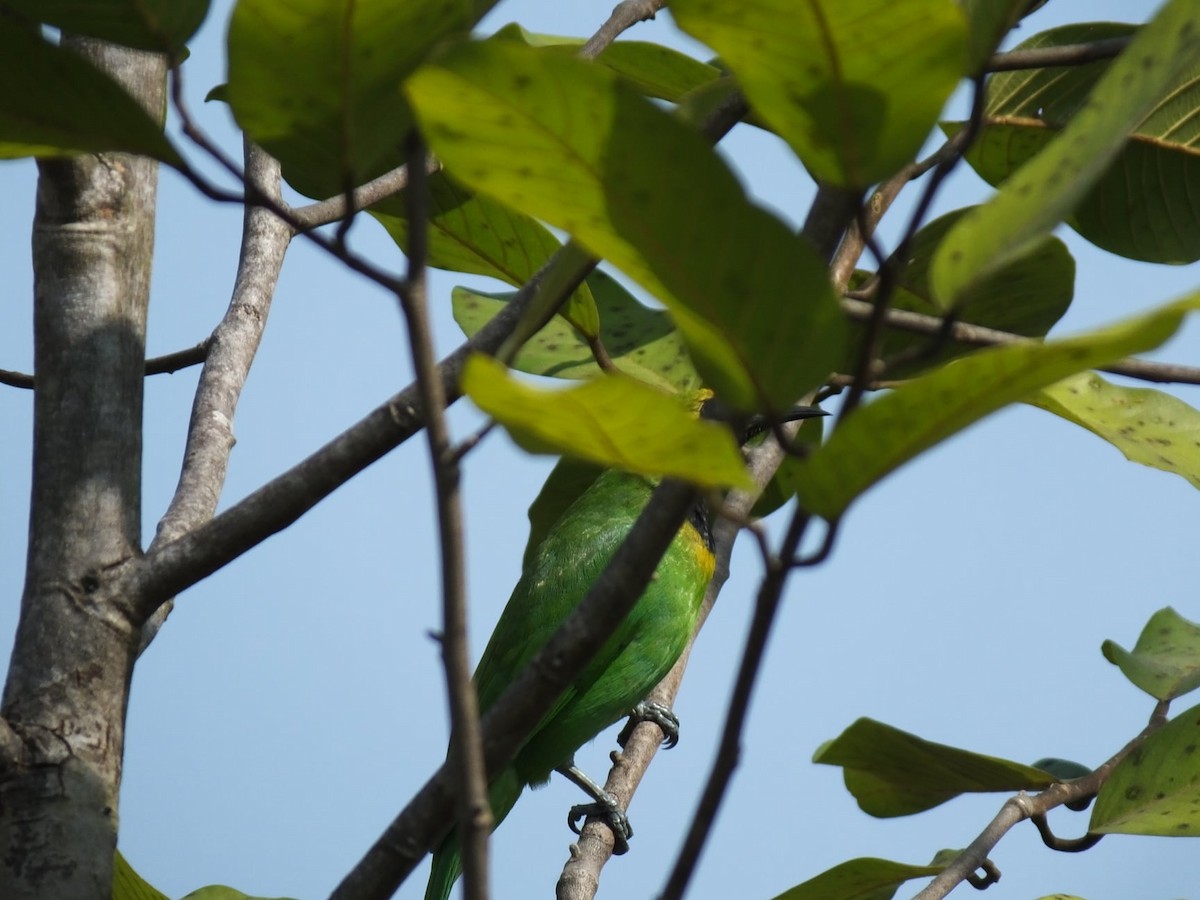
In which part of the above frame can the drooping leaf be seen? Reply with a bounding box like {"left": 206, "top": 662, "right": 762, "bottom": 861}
{"left": 793, "top": 293, "right": 1200, "bottom": 520}
{"left": 227, "top": 0, "right": 491, "bottom": 199}
{"left": 814, "top": 718, "right": 1055, "bottom": 817}
{"left": 670, "top": 0, "right": 967, "bottom": 188}
{"left": 111, "top": 851, "right": 169, "bottom": 900}
{"left": 407, "top": 39, "right": 845, "bottom": 412}
{"left": 5, "top": 0, "right": 209, "bottom": 54}
{"left": 372, "top": 172, "right": 598, "bottom": 336}
{"left": 1101, "top": 608, "right": 1200, "bottom": 701}
{"left": 1029, "top": 372, "right": 1200, "bottom": 490}
{"left": 452, "top": 271, "right": 699, "bottom": 390}
{"left": 0, "top": 23, "right": 181, "bottom": 163}
{"left": 932, "top": 0, "right": 1200, "bottom": 303}
{"left": 1091, "top": 698, "right": 1200, "bottom": 836}
{"left": 949, "top": 22, "right": 1200, "bottom": 264}
{"left": 769, "top": 856, "right": 945, "bottom": 900}
{"left": 861, "top": 206, "right": 1073, "bottom": 375}
{"left": 461, "top": 355, "right": 750, "bottom": 489}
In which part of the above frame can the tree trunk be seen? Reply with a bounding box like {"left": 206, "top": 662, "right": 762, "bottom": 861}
{"left": 0, "top": 39, "right": 164, "bottom": 899}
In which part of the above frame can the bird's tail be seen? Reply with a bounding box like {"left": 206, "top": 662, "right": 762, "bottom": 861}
{"left": 425, "top": 767, "right": 524, "bottom": 900}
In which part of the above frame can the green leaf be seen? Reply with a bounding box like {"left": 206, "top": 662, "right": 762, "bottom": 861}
{"left": 0, "top": 23, "right": 181, "bottom": 163}
{"left": 960, "top": 0, "right": 1032, "bottom": 72}
{"left": 371, "top": 172, "right": 598, "bottom": 336}
{"left": 227, "top": 0, "right": 489, "bottom": 199}
{"left": 112, "top": 851, "right": 169, "bottom": 900}
{"left": 862, "top": 207, "right": 1073, "bottom": 375}
{"left": 951, "top": 22, "right": 1200, "bottom": 264}
{"left": 491, "top": 23, "right": 722, "bottom": 102}
{"left": 5, "top": 0, "right": 209, "bottom": 54}
{"left": 452, "top": 271, "right": 700, "bottom": 391}
{"left": 407, "top": 39, "right": 845, "bottom": 412}
{"left": 1033, "top": 758, "right": 1093, "bottom": 781}
{"left": 523, "top": 457, "right": 606, "bottom": 571}
{"left": 180, "top": 887, "right": 297, "bottom": 900}
{"left": 932, "top": 0, "right": 1200, "bottom": 303}
{"left": 770, "top": 857, "right": 945, "bottom": 900}
{"left": 1029, "top": 372, "right": 1200, "bottom": 490}
{"left": 1091, "top": 698, "right": 1200, "bottom": 836}
{"left": 793, "top": 293, "right": 1200, "bottom": 521}
{"left": 814, "top": 718, "right": 1055, "bottom": 817}
{"left": 461, "top": 355, "right": 750, "bottom": 489}
{"left": 1101, "top": 608, "right": 1200, "bottom": 701}
{"left": 670, "top": 0, "right": 967, "bottom": 188}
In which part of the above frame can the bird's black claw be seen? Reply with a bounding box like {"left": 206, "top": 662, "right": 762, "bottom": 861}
{"left": 619, "top": 700, "right": 680, "bottom": 749}
{"left": 568, "top": 793, "right": 633, "bottom": 855}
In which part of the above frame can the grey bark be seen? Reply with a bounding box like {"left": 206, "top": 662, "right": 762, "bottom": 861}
{"left": 0, "top": 40, "right": 165, "bottom": 899}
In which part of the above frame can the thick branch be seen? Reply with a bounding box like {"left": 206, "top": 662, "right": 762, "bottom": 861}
{"left": 138, "top": 143, "right": 290, "bottom": 652}
{"left": 328, "top": 481, "right": 699, "bottom": 900}
{"left": 120, "top": 244, "right": 593, "bottom": 623}
{"left": 0, "top": 38, "right": 165, "bottom": 900}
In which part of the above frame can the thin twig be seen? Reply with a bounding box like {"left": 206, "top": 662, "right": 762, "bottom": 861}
{"left": 578, "top": 0, "right": 667, "bottom": 60}
{"left": 139, "top": 142, "right": 291, "bottom": 653}
{"left": 911, "top": 700, "right": 1170, "bottom": 900}
{"left": 838, "top": 297, "right": 1200, "bottom": 386}
{"left": 290, "top": 157, "right": 442, "bottom": 230}
{"left": 986, "top": 36, "right": 1130, "bottom": 73}
{"left": 1, "top": 339, "right": 212, "bottom": 389}
{"left": 401, "top": 134, "right": 491, "bottom": 900}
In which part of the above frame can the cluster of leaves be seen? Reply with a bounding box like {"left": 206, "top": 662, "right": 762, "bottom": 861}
{"left": 4, "top": 0, "right": 1200, "bottom": 898}
{"left": 779, "top": 607, "right": 1200, "bottom": 899}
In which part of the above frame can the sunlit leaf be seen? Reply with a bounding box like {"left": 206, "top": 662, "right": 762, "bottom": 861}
{"left": 372, "top": 172, "right": 598, "bottom": 336}
{"left": 862, "top": 206, "right": 1073, "bottom": 375}
{"left": 814, "top": 718, "right": 1054, "bottom": 817}
{"left": 452, "top": 271, "right": 699, "bottom": 390}
{"left": 0, "top": 23, "right": 181, "bottom": 163}
{"left": 1030, "top": 372, "right": 1200, "bottom": 490}
{"left": 461, "top": 355, "right": 750, "bottom": 489}
{"left": 1091, "top": 698, "right": 1200, "bottom": 836}
{"left": 407, "top": 39, "right": 845, "bottom": 411}
{"left": 671, "top": 0, "right": 967, "bottom": 187}
{"left": 950, "top": 22, "right": 1200, "bottom": 264}
{"left": 5, "top": 0, "right": 209, "bottom": 54}
{"left": 227, "top": 0, "right": 491, "bottom": 198}
{"left": 794, "top": 293, "right": 1200, "bottom": 520}
{"left": 1101, "top": 608, "right": 1200, "bottom": 701}
{"left": 932, "top": 0, "right": 1200, "bottom": 302}
{"left": 770, "top": 856, "right": 945, "bottom": 900}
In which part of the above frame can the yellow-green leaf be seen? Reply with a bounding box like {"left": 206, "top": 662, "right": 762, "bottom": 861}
{"left": 1030, "top": 372, "right": 1200, "bottom": 490}
{"left": 112, "top": 851, "right": 168, "bottom": 900}
{"left": 770, "top": 857, "right": 945, "bottom": 900}
{"left": 461, "top": 355, "right": 750, "bottom": 489}
{"left": 1101, "top": 608, "right": 1200, "bottom": 702}
{"left": 794, "top": 293, "right": 1200, "bottom": 520}
{"left": 671, "top": 0, "right": 968, "bottom": 187}
{"left": 1091, "top": 698, "right": 1200, "bottom": 836}
{"left": 407, "top": 39, "right": 844, "bottom": 411}
{"left": 932, "top": 0, "right": 1200, "bottom": 303}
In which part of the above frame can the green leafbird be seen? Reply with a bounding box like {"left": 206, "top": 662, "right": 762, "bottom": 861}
{"left": 425, "top": 410, "right": 824, "bottom": 900}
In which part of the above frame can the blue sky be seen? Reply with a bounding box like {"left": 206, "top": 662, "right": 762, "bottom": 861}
{"left": 1, "top": 1, "right": 1198, "bottom": 898}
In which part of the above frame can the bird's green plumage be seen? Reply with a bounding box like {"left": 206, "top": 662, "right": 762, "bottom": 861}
{"left": 425, "top": 469, "right": 715, "bottom": 900}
